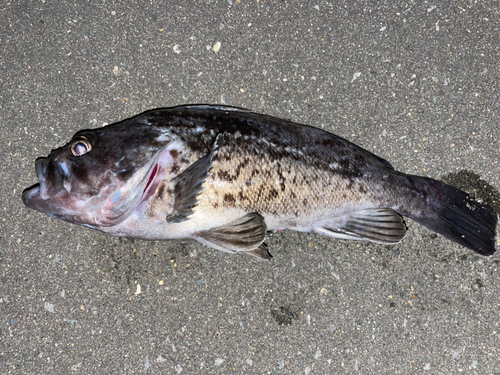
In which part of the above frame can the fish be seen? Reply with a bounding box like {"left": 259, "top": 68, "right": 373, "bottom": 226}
{"left": 22, "top": 105, "right": 497, "bottom": 260}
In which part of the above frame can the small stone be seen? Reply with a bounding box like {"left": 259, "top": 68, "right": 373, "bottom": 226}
{"left": 44, "top": 302, "right": 55, "bottom": 313}
{"left": 351, "top": 72, "right": 362, "bottom": 83}
{"left": 144, "top": 356, "right": 151, "bottom": 373}
{"left": 70, "top": 362, "right": 82, "bottom": 371}
{"left": 314, "top": 349, "right": 322, "bottom": 359}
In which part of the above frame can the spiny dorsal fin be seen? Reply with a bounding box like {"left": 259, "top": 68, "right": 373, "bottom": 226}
{"left": 194, "top": 213, "right": 267, "bottom": 253}
{"left": 166, "top": 134, "right": 224, "bottom": 223}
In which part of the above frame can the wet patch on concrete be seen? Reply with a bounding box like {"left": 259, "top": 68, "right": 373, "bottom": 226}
{"left": 95, "top": 238, "right": 195, "bottom": 285}
{"left": 98, "top": 244, "right": 149, "bottom": 285}
{"left": 268, "top": 285, "right": 305, "bottom": 326}
{"left": 270, "top": 304, "right": 301, "bottom": 326}
{"left": 442, "top": 170, "right": 500, "bottom": 214}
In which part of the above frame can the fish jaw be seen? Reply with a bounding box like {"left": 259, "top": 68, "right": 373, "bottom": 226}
{"left": 22, "top": 182, "right": 69, "bottom": 219}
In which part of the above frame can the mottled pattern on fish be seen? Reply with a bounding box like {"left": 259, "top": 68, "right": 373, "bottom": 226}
{"left": 22, "top": 105, "right": 497, "bottom": 259}
{"left": 142, "top": 107, "right": 424, "bottom": 225}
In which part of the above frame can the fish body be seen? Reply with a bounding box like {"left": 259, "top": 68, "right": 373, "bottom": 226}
{"left": 22, "top": 105, "right": 497, "bottom": 259}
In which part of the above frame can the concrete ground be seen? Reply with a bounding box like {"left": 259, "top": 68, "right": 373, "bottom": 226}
{"left": 2, "top": 1, "right": 500, "bottom": 374}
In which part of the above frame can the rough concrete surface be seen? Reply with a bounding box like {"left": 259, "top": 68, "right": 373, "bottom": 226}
{"left": 2, "top": 1, "right": 500, "bottom": 374}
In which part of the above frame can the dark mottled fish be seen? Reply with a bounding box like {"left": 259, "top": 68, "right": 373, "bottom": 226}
{"left": 22, "top": 105, "right": 497, "bottom": 259}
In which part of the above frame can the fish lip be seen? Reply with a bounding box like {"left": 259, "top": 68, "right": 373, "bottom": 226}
{"left": 33, "top": 157, "right": 72, "bottom": 200}
{"left": 22, "top": 183, "right": 41, "bottom": 208}
{"left": 35, "top": 157, "right": 49, "bottom": 199}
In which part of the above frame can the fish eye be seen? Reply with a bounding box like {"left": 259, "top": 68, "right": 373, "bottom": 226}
{"left": 71, "top": 136, "right": 92, "bottom": 157}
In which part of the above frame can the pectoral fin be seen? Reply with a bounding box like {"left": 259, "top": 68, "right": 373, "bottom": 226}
{"left": 166, "top": 134, "right": 224, "bottom": 223}
{"left": 314, "top": 208, "right": 406, "bottom": 244}
{"left": 247, "top": 243, "right": 273, "bottom": 261}
{"left": 194, "top": 213, "right": 268, "bottom": 254}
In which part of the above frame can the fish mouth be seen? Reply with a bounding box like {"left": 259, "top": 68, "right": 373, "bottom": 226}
{"left": 21, "top": 158, "right": 50, "bottom": 210}
{"left": 22, "top": 155, "right": 73, "bottom": 216}
{"left": 35, "top": 157, "right": 49, "bottom": 199}
{"left": 22, "top": 183, "right": 41, "bottom": 208}
{"left": 30, "top": 157, "right": 68, "bottom": 199}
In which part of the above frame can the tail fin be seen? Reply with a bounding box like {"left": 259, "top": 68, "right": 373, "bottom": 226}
{"left": 407, "top": 178, "right": 497, "bottom": 256}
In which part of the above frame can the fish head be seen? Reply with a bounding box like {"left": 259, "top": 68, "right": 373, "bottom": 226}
{"left": 22, "top": 122, "right": 172, "bottom": 228}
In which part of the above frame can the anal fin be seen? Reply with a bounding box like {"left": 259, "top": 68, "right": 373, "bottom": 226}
{"left": 166, "top": 134, "right": 224, "bottom": 223}
{"left": 314, "top": 208, "right": 406, "bottom": 245}
{"left": 194, "top": 213, "right": 267, "bottom": 253}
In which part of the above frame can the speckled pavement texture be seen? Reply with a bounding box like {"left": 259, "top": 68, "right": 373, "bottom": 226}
{"left": 2, "top": 1, "right": 500, "bottom": 374}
